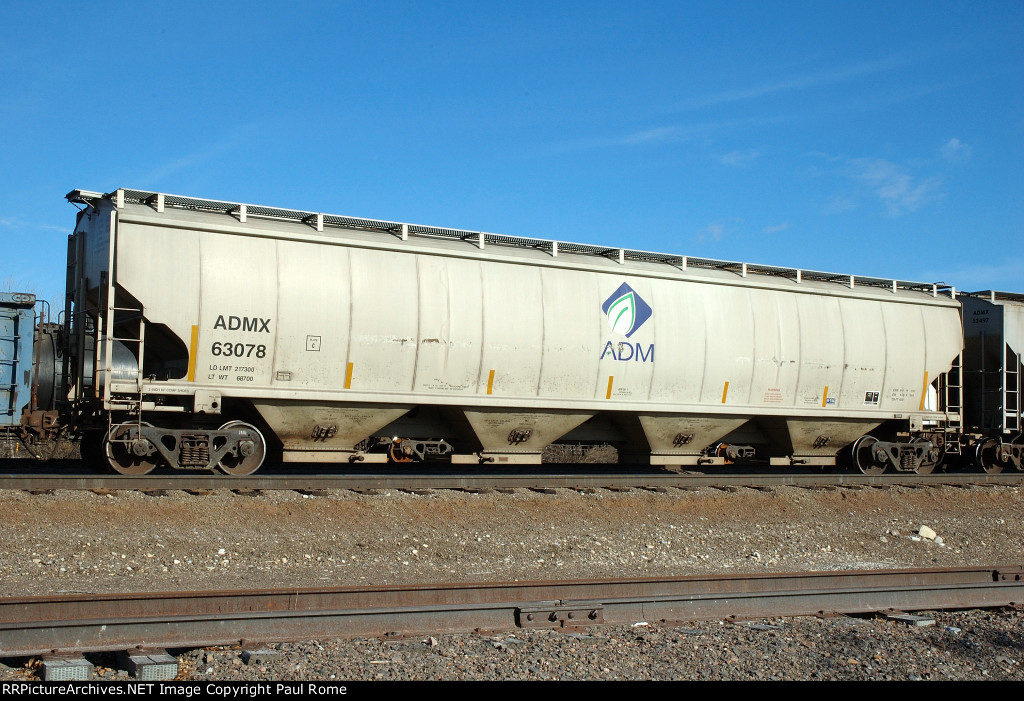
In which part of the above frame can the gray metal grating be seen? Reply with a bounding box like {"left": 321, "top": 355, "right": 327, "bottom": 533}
{"left": 323, "top": 214, "right": 401, "bottom": 232}
{"left": 71, "top": 188, "right": 953, "bottom": 295}
{"left": 966, "top": 290, "right": 1024, "bottom": 303}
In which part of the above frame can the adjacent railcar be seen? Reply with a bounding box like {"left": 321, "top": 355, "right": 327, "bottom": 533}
{"left": 1, "top": 292, "right": 61, "bottom": 447}
{"left": 49, "top": 188, "right": 966, "bottom": 476}
{"left": 1, "top": 293, "right": 39, "bottom": 433}
{"left": 961, "top": 291, "right": 1024, "bottom": 472}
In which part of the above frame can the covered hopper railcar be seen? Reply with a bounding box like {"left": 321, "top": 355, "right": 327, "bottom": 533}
{"left": 10, "top": 188, "right": 990, "bottom": 475}
{"left": 960, "top": 291, "right": 1024, "bottom": 472}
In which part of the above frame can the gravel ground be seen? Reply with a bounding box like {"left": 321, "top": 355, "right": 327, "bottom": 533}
{"left": 0, "top": 483, "right": 1021, "bottom": 681}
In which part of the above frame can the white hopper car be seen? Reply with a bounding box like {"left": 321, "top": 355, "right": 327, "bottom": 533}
{"left": 49, "top": 188, "right": 971, "bottom": 475}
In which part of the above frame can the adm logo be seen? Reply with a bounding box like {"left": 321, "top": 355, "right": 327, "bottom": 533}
{"left": 601, "top": 283, "right": 652, "bottom": 337}
{"left": 600, "top": 283, "right": 654, "bottom": 362}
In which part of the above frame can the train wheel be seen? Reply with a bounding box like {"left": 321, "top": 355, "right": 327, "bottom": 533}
{"left": 913, "top": 437, "right": 942, "bottom": 475}
{"left": 105, "top": 423, "right": 159, "bottom": 476}
{"left": 388, "top": 439, "right": 414, "bottom": 463}
{"left": 975, "top": 439, "right": 1003, "bottom": 474}
{"left": 216, "top": 421, "right": 266, "bottom": 476}
{"left": 852, "top": 435, "right": 886, "bottom": 475}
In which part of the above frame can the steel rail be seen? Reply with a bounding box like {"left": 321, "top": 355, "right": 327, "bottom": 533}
{"left": 1, "top": 567, "right": 1021, "bottom": 657}
{"left": 0, "top": 469, "right": 1020, "bottom": 492}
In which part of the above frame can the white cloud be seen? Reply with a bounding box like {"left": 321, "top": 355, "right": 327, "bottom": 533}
{"left": 622, "top": 126, "right": 681, "bottom": 145}
{"left": 676, "top": 53, "right": 918, "bottom": 112}
{"left": 941, "top": 137, "right": 972, "bottom": 161}
{"left": 695, "top": 218, "right": 742, "bottom": 242}
{"left": 548, "top": 115, "right": 791, "bottom": 155}
{"left": 547, "top": 124, "right": 692, "bottom": 153}
{"left": 0, "top": 217, "right": 65, "bottom": 233}
{"left": 847, "top": 157, "right": 942, "bottom": 216}
{"left": 719, "top": 149, "right": 760, "bottom": 167}
{"left": 822, "top": 194, "right": 859, "bottom": 215}
{"left": 704, "top": 222, "right": 726, "bottom": 241}
{"left": 762, "top": 222, "right": 789, "bottom": 234}
{"left": 134, "top": 124, "right": 260, "bottom": 184}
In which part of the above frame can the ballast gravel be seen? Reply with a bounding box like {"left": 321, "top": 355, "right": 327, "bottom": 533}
{"left": 0, "top": 483, "right": 1021, "bottom": 681}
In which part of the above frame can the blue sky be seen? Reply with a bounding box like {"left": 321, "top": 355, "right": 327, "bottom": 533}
{"left": 2, "top": 1, "right": 1021, "bottom": 305}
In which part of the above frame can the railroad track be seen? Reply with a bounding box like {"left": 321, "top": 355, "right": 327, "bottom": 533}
{"left": 0, "top": 466, "right": 1021, "bottom": 492}
{"left": 1, "top": 566, "right": 1021, "bottom": 658}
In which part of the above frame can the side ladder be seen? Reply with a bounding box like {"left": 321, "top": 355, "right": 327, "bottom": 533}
{"left": 1004, "top": 343, "right": 1021, "bottom": 434}
{"left": 940, "top": 353, "right": 964, "bottom": 455}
